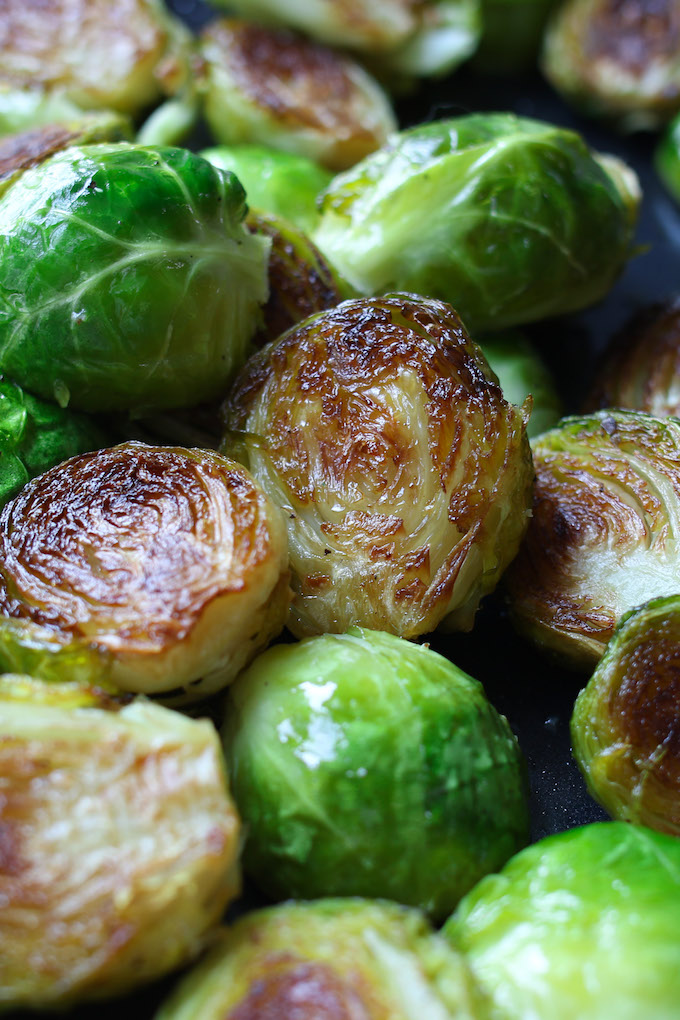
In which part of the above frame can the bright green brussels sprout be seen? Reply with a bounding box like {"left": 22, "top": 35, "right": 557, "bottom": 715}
{"left": 571, "top": 594, "right": 680, "bottom": 836}
{"left": 0, "top": 143, "right": 270, "bottom": 414}
{"left": 584, "top": 298, "right": 680, "bottom": 417}
{"left": 155, "top": 899, "right": 487, "bottom": 1020}
{"left": 0, "top": 0, "right": 196, "bottom": 135}
{"left": 200, "top": 143, "right": 332, "bottom": 234}
{"left": 542, "top": 0, "right": 680, "bottom": 131}
{"left": 474, "top": 0, "right": 560, "bottom": 74}
{"left": 0, "top": 441, "right": 290, "bottom": 702}
{"left": 209, "top": 0, "right": 482, "bottom": 80}
{"left": 506, "top": 409, "right": 680, "bottom": 670}
{"left": 199, "top": 18, "right": 397, "bottom": 172}
{"left": 247, "top": 209, "right": 352, "bottom": 346}
{"left": 0, "top": 674, "right": 241, "bottom": 1011}
{"left": 656, "top": 110, "right": 680, "bottom": 203}
{"left": 443, "top": 821, "right": 680, "bottom": 1020}
{"left": 222, "top": 627, "right": 530, "bottom": 921}
{"left": 313, "top": 114, "right": 640, "bottom": 334}
{"left": 221, "top": 294, "right": 533, "bottom": 638}
{"left": 477, "top": 330, "right": 562, "bottom": 437}
{"left": 0, "top": 375, "right": 107, "bottom": 508}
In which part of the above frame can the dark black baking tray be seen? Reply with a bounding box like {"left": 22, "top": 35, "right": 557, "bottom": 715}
{"left": 11, "top": 1, "right": 680, "bottom": 1016}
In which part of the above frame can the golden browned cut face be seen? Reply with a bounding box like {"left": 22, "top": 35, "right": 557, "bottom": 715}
{"left": 0, "top": 441, "right": 291, "bottom": 700}
{"left": 0, "top": 0, "right": 190, "bottom": 115}
{"left": 0, "top": 678, "right": 241, "bottom": 1011}
{"left": 222, "top": 294, "right": 533, "bottom": 639}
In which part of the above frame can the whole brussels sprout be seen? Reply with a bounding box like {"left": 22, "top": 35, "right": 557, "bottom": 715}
{"left": 199, "top": 19, "right": 397, "bottom": 172}
{"left": 542, "top": 0, "right": 680, "bottom": 131}
{"left": 155, "top": 899, "right": 486, "bottom": 1020}
{"left": 221, "top": 294, "right": 533, "bottom": 638}
{"left": 506, "top": 408, "right": 680, "bottom": 669}
{"left": 0, "top": 375, "right": 107, "bottom": 508}
{"left": 656, "top": 111, "right": 680, "bottom": 204}
{"left": 200, "top": 143, "right": 332, "bottom": 234}
{"left": 584, "top": 298, "right": 680, "bottom": 418}
{"left": 0, "top": 675, "right": 241, "bottom": 1011}
{"left": 222, "top": 627, "right": 530, "bottom": 921}
{"left": 207, "top": 0, "right": 482, "bottom": 80}
{"left": 0, "top": 441, "right": 290, "bottom": 702}
{"left": 571, "top": 594, "right": 680, "bottom": 835}
{"left": 443, "top": 821, "right": 680, "bottom": 1020}
{"left": 478, "top": 330, "right": 562, "bottom": 437}
{"left": 313, "top": 114, "right": 640, "bottom": 334}
{"left": 0, "top": 143, "right": 270, "bottom": 414}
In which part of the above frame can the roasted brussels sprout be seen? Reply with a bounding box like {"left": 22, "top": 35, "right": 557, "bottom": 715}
{"left": 155, "top": 898, "right": 486, "bottom": 1020}
{"left": 474, "top": 0, "right": 560, "bottom": 74}
{"left": 0, "top": 375, "right": 106, "bottom": 508}
{"left": 222, "top": 627, "right": 530, "bottom": 920}
{"left": 571, "top": 594, "right": 680, "bottom": 835}
{"left": 200, "top": 143, "right": 332, "bottom": 234}
{"left": 0, "top": 674, "right": 241, "bottom": 1011}
{"left": 247, "top": 210, "right": 351, "bottom": 346}
{"left": 0, "top": 442, "right": 290, "bottom": 701}
{"left": 313, "top": 114, "right": 640, "bottom": 334}
{"left": 0, "top": 143, "right": 270, "bottom": 414}
{"left": 209, "top": 0, "right": 482, "bottom": 80}
{"left": 584, "top": 298, "right": 680, "bottom": 417}
{"left": 221, "top": 294, "right": 533, "bottom": 638}
{"left": 199, "top": 19, "right": 397, "bottom": 172}
{"left": 542, "top": 0, "right": 680, "bottom": 131}
{"left": 478, "top": 330, "right": 562, "bottom": 437}
{"left": 656, "top": 110, "right": 680, "bottom": 203}
{"left": 505, "top": 408, "right": 680, "bottom": 670}
{"left": 444, "top": 821, "right": 680, "bottom": 1020}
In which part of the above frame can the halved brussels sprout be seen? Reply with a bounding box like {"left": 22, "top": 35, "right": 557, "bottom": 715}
{"left": 199, "top": 18, "right": 397, "bottom": 172}
{"left": 221, "top": 294, "right": 533, "bottom": 638}
{"left": 200, "top": 143, "right": 332, "bottom": 234}
{"left": 656, "top": 111, "right": 680, "bottom": 204}
{"left": 155, "top": 899, "right": 486, "bottom": 1020}
{"left": 505, "top": 409, "right": 680, "bottom": 670}
{"left": 0, "top": 441, "right": 290, "bottom": 702}
{"left": 0, "top": 143, "right": 270, "bottom": 414}
{"left": 584, "top": 298, "right": 680, "bottom": 417}
{"left": 478, "top": 330, "right": 562, "bottom": 437}
{"left": 473, "top": 0, "right": 560, "bottom": 74}
{"left": 247, "top": 209, "right": 351, "bottom": 346}
{"left": 0, "top": 375, "right": 107, "bottom": 508}
{"left": 208, "top": 0, "right": 482, "bottom": 80}
{"left": 444, "top": 821, "right": 680, "bottom": 1020}
{"left": 0, "top": 0, "right": 196, "bottom": 134}
{"left": 571, "top": 594, "right": 680, "bottom": 835}
{"left": 313, "top": 114, "right": 640, "bottom": 334}
{"left": 222, "top": 627, "right": 530, "bottom": 920}
{"left": 541, "top": 0, "right": 680, "bottom": 131}
{"left": 0, "top": 675, "right": 241, "bottom": 1011}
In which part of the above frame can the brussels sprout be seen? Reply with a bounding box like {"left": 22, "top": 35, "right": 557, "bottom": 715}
{"left": 0, "top": 675, "right": 241, "bottom": 1011}
{"left": 199, "top": 19, "right": 397, "bottom": 172}
{"left": 221, "top": 294, "right": 533, "bottom": 638}
{"left": 0, "top": 441, "right": 290, "bottom": 702}
{"left": 200, "top": 143, "right": 332, "bottom": 234}
{"left": 313, "top": 114, "right": 640, "bottom": 334}
{"left": 474, "top": 0, "right": 560, "bottom": 74}
{"left": 0, "top": 375, "right": 107, "bottom": 508}
{"left": 584, "top": 298, "right": 680, "bottom": 417}
{"left": 247, "top": 209, "right": 352, "bottom": 346}
{"left": 443, "top": 821, "right": 680, "bottom": 1020}
{"left": 656, "top": 110, "right": 680, "bottom": 203}
{"left": 505, "top": 408, "right": 680, "bottom": 670}
{"left": 0, "top": 0, "right": 195, "bottom": 132}
{"left": 155, "top": 899, "right": 487, "bottom": 1020}
{"left": 222, "top": 627, "right": 530, "bottom": 920}
{"left": 571, "top": 594, "right": 680, "bottom": 835}
{"left": 0, "top": 143, "right": 270, "bottom": 414}
{"left": 541, "top": 0, "right": 680, "bottom": 131}
{"left": 209, "top": 0, "right": 482, "bottom": 80}
{"left": 478, "top": 330, "right": 562, "bottom": 437}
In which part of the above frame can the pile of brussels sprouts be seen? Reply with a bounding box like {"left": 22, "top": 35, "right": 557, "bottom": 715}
{"left": 1, "top": 0, "right": 680, "bottom": 1017}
